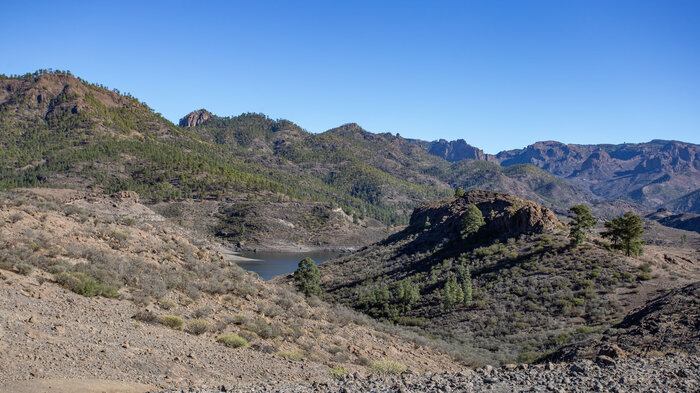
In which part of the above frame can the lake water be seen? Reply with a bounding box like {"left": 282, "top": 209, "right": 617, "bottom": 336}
{"left": 235, "top": 251, "right": 343, "bottom": 280}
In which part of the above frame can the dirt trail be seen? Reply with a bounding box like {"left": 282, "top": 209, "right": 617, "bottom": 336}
{"left": 0, "top": 378, "right": 154, "bottom": 393}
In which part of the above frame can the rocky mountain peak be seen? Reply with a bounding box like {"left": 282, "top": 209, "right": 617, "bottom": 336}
{"left": 179, "top": 109, "right": 213, "bottom": 127}
{"left": 427, "top": 139, "right": 488, "bottom": 162}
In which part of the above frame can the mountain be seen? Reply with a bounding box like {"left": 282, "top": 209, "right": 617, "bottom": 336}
{"left": 494, "top": 140, "right": 700, "bottom": 212}
{"left": 646, "top": 208, "right": 700, "bottom": 234}
{"left": 0, "top": 72, "right": 442, "bottom": 249}
{"left": 1, "top": 70, "right": 696, "bottom": 251}
{"left": 411, "top": 138, "right": 700, "bottom": 214}
{"left": 446, "top": 160, "right": 592, "bottom": 212}
{"left": 422, "top": 139, "right": 490, "bottom": 162}
{"left": 309, "top": 190, "right": 700, "bottom": 364}
{"left": 186, "top": 113, "right": 592, "bottom": 215}
{"left": 663, "top": 188, "right": 700, "bottom": 213}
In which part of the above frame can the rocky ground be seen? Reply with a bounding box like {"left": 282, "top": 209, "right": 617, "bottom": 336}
{"left": 152, "top": 354, "right": 699, "bottom": 393}
{"left": 0, "top": 189, "right": 459, "bottom": 392}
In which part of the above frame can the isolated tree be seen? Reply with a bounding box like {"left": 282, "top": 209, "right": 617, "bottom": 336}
{"left": 396, "top": 279, "right": 420, "bottom": 311}
{"left": 568, "top": 204, "right": 596, "bottom": 247}
{"left": 454, "top": 187, "right": 466, "bottom": 198}
{"left": 456, "top": 265, "right": 473, "bottom": 306}
{"left": 461, "top": 204, "right": 485, "bottom": 239}
{"left": 442, "top": 274, "right": 464, "bottom": 310}
{"left": 602, "top": 212, "right": 644, "bottom": 256}
{"left": 294, "top": 257, "right": 322, "bottom": 297}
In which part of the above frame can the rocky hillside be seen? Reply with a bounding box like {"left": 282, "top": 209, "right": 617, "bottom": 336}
{"left": 0, "top": 72, "right": 438, "bottom": 249}
{"left": 411, "top": 138, "right": 700, "bottom": 214}
{"left": 150, "top": 354, "right": 698, "bottom": 393}
{"left": 0, "top": 188, "right": 460, "bottom": 390}
{"left": 646, "top": 209, "right": 700, "bottom": 234}
{"left": 1, "top": 70, "right": 696, "bottom": 251}
{"left": 495, "top": 140, "right": 700, "bottom": 212}
{"left": 184, "top": 111, "right": 591, "bottom": 216}
{"left": 548, "top": 281, "right": 699, "bottom": 362}
{"left": 311, "top": 190, "right": 700, "bottom": 365}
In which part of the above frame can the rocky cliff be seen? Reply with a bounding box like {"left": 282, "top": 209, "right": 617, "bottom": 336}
{"left": 179, "top": 109, "right": 213, "bottom": 127}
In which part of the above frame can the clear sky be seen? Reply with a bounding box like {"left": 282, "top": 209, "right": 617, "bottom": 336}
{"left": 1, "top": 0, "right": 698, "bottom": 153}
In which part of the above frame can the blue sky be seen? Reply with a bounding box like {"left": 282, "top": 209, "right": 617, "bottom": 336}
{"left": 1, "top": 0, "right": 698, "bottom": 153}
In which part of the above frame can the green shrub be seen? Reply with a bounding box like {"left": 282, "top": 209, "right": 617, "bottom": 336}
{"left": 185, "top": 319, "right": 211, "bottom": 335}
{"left": 159, "top": 314, "right": 184, "bottom": 330}
{"left": 368, "top": 360, "right": 407, "bottom": 375}
{"left": 217, "top": 333, "right": 249, "bottom": 348}
{"left": 54, "top": 271, "right": 119, "bottom": 298}
{"left": 108, "top": 229, "right": 129, "bottom": 242}
{"left": 15, "top": 263, "right": 34, "bottom": 275}
{"left": 637, "top": 272, "right": 652, "bottom": 281}
{"left": 517, "top": 351, "right": 541, "bottom": 363}
{"left": 159, "top": 299, "right": 178, "bottom": 310}
{"left": 278, "top": 350, "right": 305, "bottom": 361}
{"left": 328, "top": 366, "right": 349, "bottom": 379}
{"left": 121, "top": 217, "right": 136, "bottom": 226}
{"left": 575, "top": 325, "right": 599, "bottom": 335}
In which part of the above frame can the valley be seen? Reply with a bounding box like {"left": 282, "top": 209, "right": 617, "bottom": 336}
{"left": 0, "top": 70, "right": 698, "bottom": 392}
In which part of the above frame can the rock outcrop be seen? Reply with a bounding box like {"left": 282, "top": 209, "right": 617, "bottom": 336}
{"left": 427, "top": 139, "right": 489, "bottom": 162}
{"left": 410, "top": 189, "right": 561, "bottom": 239}
{"left": 179, "top": 109, "right": 213, "bottom": 127}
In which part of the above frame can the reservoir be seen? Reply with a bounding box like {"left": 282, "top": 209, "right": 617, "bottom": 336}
{"left": 235, "top": 251, "right": 343, "bottom": 280}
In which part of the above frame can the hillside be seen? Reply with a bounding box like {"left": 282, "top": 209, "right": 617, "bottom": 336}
{"left": 311, "top": 190, "right": 700, "bottom": 365}
{"left": 0, "top": 72, "right": 429, "bottom": 249}
{"left": 411, "top": 138, "right": 700, "bottom": 214}
{"left": 446, "top": 160, "right": 592, "bottom": 213}
{"left": 184, "top": 111, "right": 593, "bottom": 218}
{"left": 548, "top": 281, "right": 699, "bottom": 361}
{"left": 0, "top": 188, "right": 460, "bottom": 390}
{"left": 1, "top": 70, "right": 697, "bottom": 251}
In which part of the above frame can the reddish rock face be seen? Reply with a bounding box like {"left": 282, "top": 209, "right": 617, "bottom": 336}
{"left": 179, "top": 109, "right": 213, "bottom": 127}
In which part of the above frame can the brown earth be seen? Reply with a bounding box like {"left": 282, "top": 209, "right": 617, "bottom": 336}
{"left": 0, "top": 189, "right": 460, "bottom": 391}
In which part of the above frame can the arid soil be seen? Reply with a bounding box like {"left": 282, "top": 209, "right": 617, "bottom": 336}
{"left": 0, "top": 189, "right": 459, "bottom": 392}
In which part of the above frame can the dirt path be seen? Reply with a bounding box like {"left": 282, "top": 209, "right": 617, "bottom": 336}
{"left": 0, "top": 378, "right": 154, "bottom": 393}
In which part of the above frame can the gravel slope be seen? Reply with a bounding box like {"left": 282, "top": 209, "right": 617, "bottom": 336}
{"left": 152, "top": 355, "right": 699, "bottom": 393}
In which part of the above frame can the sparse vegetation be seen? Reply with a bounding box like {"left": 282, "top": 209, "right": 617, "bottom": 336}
{"left": 328, "top": 366, "right": 349, "bottom": 379}
{"left": 217, "top": 333, "right": 248, "bottom": 348}
{"left": 185, "top": 319, "right": 211, "bottom": 335}
{"left": 158, "top": 315, "right": 184, "bottom": 330}
{"left": 368, "top": 360, "right": 407, "bottom": 375}
{"left": 278, "top": 350, "right": 305, "bottom": 361}
{"left": 54, "top": 271, "right": 119, "bottom": 298}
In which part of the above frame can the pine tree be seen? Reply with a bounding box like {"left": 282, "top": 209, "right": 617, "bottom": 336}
{"left": 457, "top": 265, "right": 473, "bottom": 306}
{"left": 294, "top": 257, "right": 322, "bottom": 297}
{"left": 602, "top": 212, "right": 644, "bottom": 256}
{"left": 461, "top": 204, "right": 485, "bottom": 239}
{"left": 442, "top": 274, "right": 464, "bottom": 310}
{"left": 568, "top": 204, "right": 596, "bottom": 247}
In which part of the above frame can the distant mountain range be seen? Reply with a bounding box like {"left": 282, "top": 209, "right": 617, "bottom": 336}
{"left": 413, "top": 138, "right": 700, "bottom": 215}
{"left": 1, "top": 71, "right": 698, "bottom": 249}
